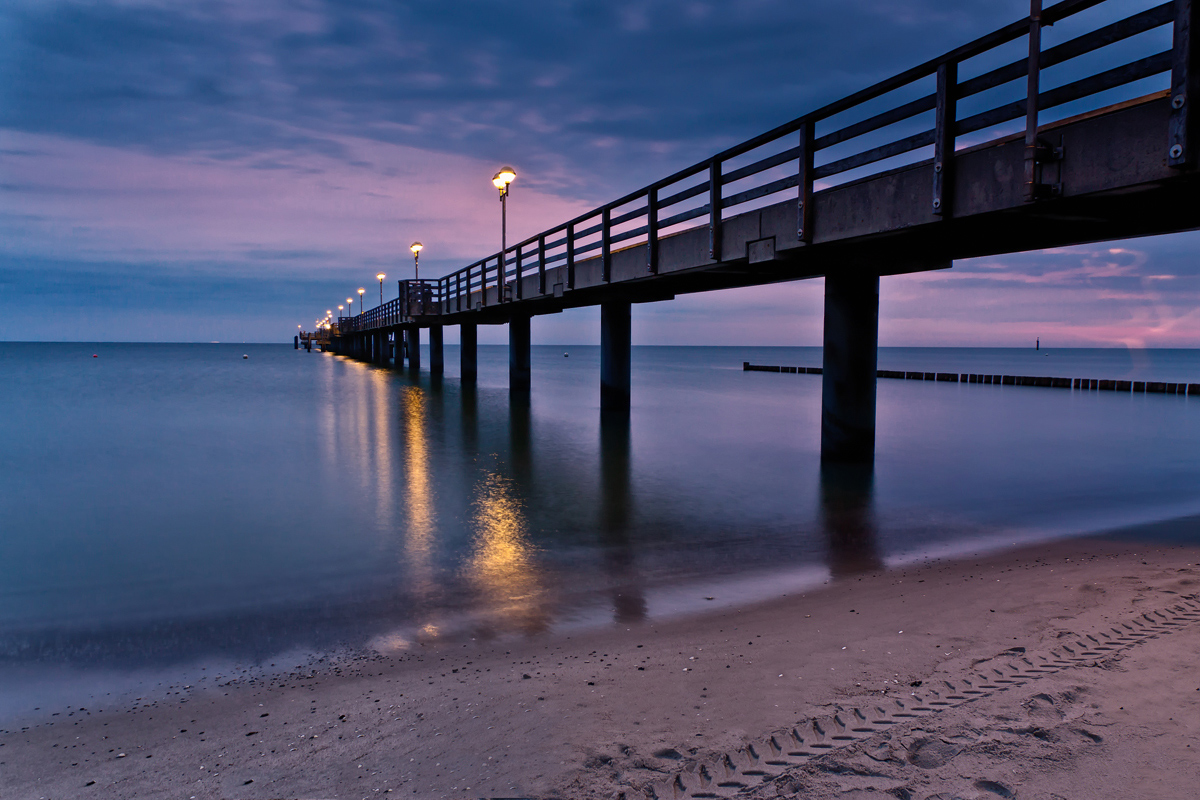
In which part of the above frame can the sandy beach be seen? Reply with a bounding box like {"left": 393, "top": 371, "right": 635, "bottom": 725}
{"left": 3, "top": 519, "right": 1199, "bottom": 800}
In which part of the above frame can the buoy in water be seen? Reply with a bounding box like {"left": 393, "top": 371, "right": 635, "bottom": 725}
{"left": 243, "top": 354, "right": 249, "bottom": 359}
{"left": 92, "top": 354, "right": 98, "bottom": 358}
{"left": 563, "top": 352, "right": 569, "bottom": 357}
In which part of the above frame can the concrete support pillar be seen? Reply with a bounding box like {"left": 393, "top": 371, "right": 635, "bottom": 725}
{"left": 408, "top": 326, "right": 421, "bottom": 371}
{"left": 460, "top": 323, "right": 478, "bottom": 382}
{"left": 429, "top": 324, "right": 444, "bottom": 375}
{"left": 821, "top": 270, "right": 879, "bottom": 463}
{"left": 373, "top": 332, "right": 382, "bottom": 363}
{"left": 509, "top": 315, "right": 531, "bottom": 392}
{"left": 600, "top": 301, "right": 632, "bottom": 412}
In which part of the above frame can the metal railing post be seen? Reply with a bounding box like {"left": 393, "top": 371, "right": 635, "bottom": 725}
{"left": 646, "top": 187, "right": 659, "bottom": 274}
{"left": 566, "top": 222, "right": 576, "bottom": 290}
{"left": 602, "top": 207, "right": 612, "bottom": 282}
{"left": 538, "top": 234, "right": 546, "bottom": 295}
{"left": 708, "top": 158, "right": 722, "bottom": 260}
{"left": 1024, "top": 0, "right": 1043, "bottom": 201}
{"left": 933, "top": 60, "right": 957, "bottom": 216}
{"left": 515, "top": 242, "right": 523, "bottom": 300}
{"left": 1170, "top": 0, "right": 1198, "bottom": 168}
{"left": 798, "top": 121, "right": 814, "bottom": 243}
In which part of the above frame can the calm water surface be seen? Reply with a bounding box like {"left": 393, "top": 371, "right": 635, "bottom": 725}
{"left": 1, "top": 343, "right": 1198, "bottom": 718}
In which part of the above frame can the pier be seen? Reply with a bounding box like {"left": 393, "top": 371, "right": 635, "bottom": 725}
{"left": 295, "top": 329, "right": 329, "bottom": 352}
{"left": 327, "top": 0, "right": 1200, "bottom": 463}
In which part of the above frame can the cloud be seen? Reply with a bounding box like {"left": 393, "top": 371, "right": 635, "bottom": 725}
{"left": 0, "top": 0, "right": 1036, "bottom": 199}
{"left": 2, "top": 0, "right": 1196, "bottom": 345}
{"left": 0, "top": 128, "right": 591, "bottom": 271}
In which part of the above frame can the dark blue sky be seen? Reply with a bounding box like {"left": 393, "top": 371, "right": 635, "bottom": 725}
{"left": 2, "top": 0, "right": 1197, "bottom": 345}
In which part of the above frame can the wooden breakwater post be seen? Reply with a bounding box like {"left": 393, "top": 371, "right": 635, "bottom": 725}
{"left": 743, "top": 363, "right": 1200, "bottom": 395}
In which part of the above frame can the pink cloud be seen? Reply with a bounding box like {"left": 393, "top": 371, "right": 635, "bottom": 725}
{"left": 1, "top": 129, "right": 592, "bottom": 276}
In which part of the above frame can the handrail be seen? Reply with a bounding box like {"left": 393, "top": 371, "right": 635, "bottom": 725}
{"left": 334, "top": 0, "right": 1187, "bottom": 328}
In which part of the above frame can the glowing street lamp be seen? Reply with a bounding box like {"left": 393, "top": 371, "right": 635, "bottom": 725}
{"left": 410, "top": 242, "right": 423, "bottom": 281}
{"left": 337, "top": 305, "right": 343, "bottom": 319}
{"left": 492, "top": 166, "right": 516, "bottom": 258}
{"left": 357, "top": 287, "right": 365, "bottom": 314}
{"left": 376, "top": 273, "right": 386, "bottom": 305}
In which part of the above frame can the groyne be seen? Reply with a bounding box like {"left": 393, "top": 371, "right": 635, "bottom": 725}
{"left": 743, "top": 363, "right": 1200, "bottom": 395}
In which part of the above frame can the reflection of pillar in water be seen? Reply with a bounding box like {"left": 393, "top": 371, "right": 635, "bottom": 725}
{"left": 820, "top": 462, "right": 883, "bottom": 577}
{"left": 600, "top": 410, "right": 646, "bottom": 623}
{"left": 508, "top": 391, "right": 533, "bottom": 489}
{"left": 460, "top": 381, "right": 478, "bottom": 456}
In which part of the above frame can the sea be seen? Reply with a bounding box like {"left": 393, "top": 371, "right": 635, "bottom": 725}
{"left": 1, "top": 342, "right": 1198, "bottom": 721}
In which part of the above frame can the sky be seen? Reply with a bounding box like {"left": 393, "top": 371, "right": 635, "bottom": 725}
{"left": 1, "top": 0, "right": 1197, "bottom": 346}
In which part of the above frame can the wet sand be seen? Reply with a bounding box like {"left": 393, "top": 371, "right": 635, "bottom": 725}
{"left": 3, "top": 519, "right": 1199, "bottom": 799}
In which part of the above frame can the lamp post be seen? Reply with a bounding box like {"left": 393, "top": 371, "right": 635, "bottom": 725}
{"left": 376, "top": 273, "right": 386, "bottom": 306}
{"left": 492, "top": 166, "right": 516, "bottom": 261}
{"left": 358, "top": 288, "right": 365, "bottom": 315}
{"left": 410, "top": 242, "right": 423, "bottom": 281}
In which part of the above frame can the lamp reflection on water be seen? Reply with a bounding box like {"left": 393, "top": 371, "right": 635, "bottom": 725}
{"left": 401, "top": 385, "right": 437, "bottom": 602}
{"left": 466, "top": 470, "right": 548, "bottom": 635}
{"left": 317, "top": 353, "right": 339, "bottom": 469}
{"left": 370, "top": 370, "right": 396, "bottom": 531}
